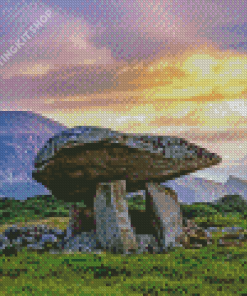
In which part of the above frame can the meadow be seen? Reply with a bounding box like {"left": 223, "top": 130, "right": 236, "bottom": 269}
{"left": 0, "top": 193, "right": 247, "bottom": 295}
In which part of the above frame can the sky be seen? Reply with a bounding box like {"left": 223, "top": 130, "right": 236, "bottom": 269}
{"left": 0, "top": 0, "right": 247, "bottom": 183}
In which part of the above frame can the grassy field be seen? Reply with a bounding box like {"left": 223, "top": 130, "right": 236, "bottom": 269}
{"left": 0, "top": 194, "right": 247, "bottom": 295}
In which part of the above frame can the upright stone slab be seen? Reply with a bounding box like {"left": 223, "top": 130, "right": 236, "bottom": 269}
{"left": 67, "top": 205, "right": 83, "bottom": 238}
{"left": 94, "top": 180, "right": 138, "bottom": 254}
{"left": 67, "top": 204, "right": 95, "bottom": 238}
{"left": 146, "top": 182, "right": 183, "bottom": 249}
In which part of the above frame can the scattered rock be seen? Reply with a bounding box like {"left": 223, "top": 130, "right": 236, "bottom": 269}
{"left": 218, "top": 229, "right": 247, "bottom": 247}
{"left": 176, "top": 220, "right": 213, "bottom": 249}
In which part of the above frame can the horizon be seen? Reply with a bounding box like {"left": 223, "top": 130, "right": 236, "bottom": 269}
{"left": 0, "top": 1, "right": 247, "bottom": 175}
{"left": 0, "top": 1, "right": 247, "bottom": 201}
{"left": 0, "top": 174, "right": 244, "bottom": 202}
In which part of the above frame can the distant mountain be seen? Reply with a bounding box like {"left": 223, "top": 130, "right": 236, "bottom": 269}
{"left": 0, "top": 111, "right": 67, "bottom": 200}
{"left": 192, "top": 158, "right": 247, "bottom": 184}
{"left": 224, "top": 175, "right": 247, "bottom": 200}
{"left": 216, "top": 194, "right": 247, "bottom": 207}
{"left": 2, "top": 112, "right": 246, "bottom": 203}
{"left": 161, "top": 175, "right": 247, "bottom": 205}
{"left": 161, "top": 176, "right": 226, "bottom": 204}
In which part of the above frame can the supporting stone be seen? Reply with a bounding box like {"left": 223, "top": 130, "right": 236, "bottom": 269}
{"left": 67, "top": 204, "right": 95, "bottom": 238}
{"left": 66, "top": 181, "right": 183, "bottom": 254}
{"left": 94, "top": 180, "right": 139, "bottom": 254}
{"left": 145, "top": 182, "right": 183, "bottom": 250}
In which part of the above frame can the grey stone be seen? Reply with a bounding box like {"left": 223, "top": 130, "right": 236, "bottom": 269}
{"left": 62, "top": 230, "right": 101, "bottom": 253}
{"left": 32, "top": 126, "right": 222, "bottom": 254}
{"left": 32, "top": 126, "right": 221, "bottom": 203}
{"left": 145, "top": 183, "right": 183, "bottom": 250}
{"left": 221, "top": 227, "right": 244, "bottom": 233}
{"left": 94, "top": 180, "right": 139, "bottom": 254}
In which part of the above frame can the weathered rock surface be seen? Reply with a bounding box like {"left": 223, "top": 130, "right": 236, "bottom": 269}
{"left": 32, "top": 126, "right": 222, "bottom": 253}
{"left": 32, "top": 126, "right": 221, "bottom": 204}
{"left": 66, "top": 181, "right": 183, "bottom": 253}
{"left": 94, "top": 180, "right": 139, "bottom": 254}
{"left": 144, "top": 183, "right": 183, "bottom": 249}
{"left": 2, "top": 222, "right": 247, "bottom": 256}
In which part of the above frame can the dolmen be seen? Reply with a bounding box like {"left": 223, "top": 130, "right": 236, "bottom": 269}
{"left": 32, "top": 126, "right": 222, "bottom": 254}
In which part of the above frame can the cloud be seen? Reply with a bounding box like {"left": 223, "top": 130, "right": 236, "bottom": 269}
{"left": 1, "top": 0, "right": 247, "bottom": 146}
{"left": 180, "top": 128, "right": 247, "bottom": 142}
{"left": 1, "top": 0, "right": 247, "bottom": 104}
{"left": 0, "top": 2, "right": 116, "bottom": 77}
{"left": 89, "top": 0, "right": 247, "bottom": 60}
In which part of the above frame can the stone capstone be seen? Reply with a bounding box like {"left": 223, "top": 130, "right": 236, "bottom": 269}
{"left": 32, "top": 126, "right": 221, "bottom": 204}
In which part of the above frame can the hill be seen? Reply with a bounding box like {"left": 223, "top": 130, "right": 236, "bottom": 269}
{"left": 0, "top": 111, "right": 67, "bottom": 200}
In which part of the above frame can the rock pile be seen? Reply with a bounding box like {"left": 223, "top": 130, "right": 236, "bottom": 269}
{"left": 176, "top": 219, "right": 213, "bottom": 249}
{"left": 218, "top": 227, "right": 247, "bottom": 247}
{"left": 176, "top": 220, "right": 247, "bottom": 249}
{"left": 0, "top": 225, "right": 173, "bottom": 256}
{"left": 0, "top": 225, "right": 106, "bottom": 256}
{"left": 1, "top": 222, "right": 247, "bottom": 256}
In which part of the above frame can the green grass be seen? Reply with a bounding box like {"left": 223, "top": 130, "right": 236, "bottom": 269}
{"left": 1, "top": 241, "right": 247, "bottom": 295}
{"left": 0, "top": 194, "right": 247, "bottom": 295}
{"left": 194, "top": 212, "right": 247, "bottom": 229}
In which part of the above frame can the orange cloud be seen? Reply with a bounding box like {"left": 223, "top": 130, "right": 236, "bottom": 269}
{"left": 110, "top": 44, "right": 247, "bottom": 104}
{"left": 149, "top": 111, "right": 202, "bottom": 127}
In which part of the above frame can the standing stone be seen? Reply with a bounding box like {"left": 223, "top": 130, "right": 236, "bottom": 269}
{"left": 67, "top": 205, "right": 82, "bottom": 238}
{"left": 145, "top": 183, "right": 183, "bottom": 250}
{"left": 67, "top": 204, "right": 95, "bottom": 238}
{"left": 94, "top": 180, "right": 138, "bottom": 254}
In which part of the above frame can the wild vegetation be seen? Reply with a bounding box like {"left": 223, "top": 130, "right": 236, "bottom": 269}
{"left": 0, "top": 193, "right": 247, "bottom": 295}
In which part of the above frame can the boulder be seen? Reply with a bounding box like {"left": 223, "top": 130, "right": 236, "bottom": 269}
{"left": 32, "top": 126, "right": 221, "bottom": 204}
{"left": 67, "top": 181, "right": 183, "bottom": 253}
